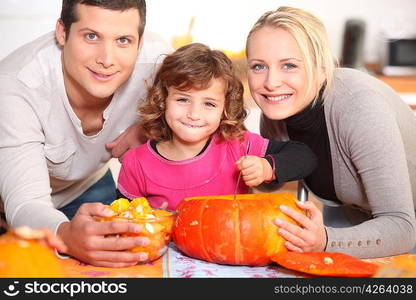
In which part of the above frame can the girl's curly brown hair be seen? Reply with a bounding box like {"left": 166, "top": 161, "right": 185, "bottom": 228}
{"left": 139, "top": 43, "right": 247, "bottom": 142}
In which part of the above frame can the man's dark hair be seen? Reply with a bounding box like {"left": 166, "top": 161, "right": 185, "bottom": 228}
{"left": 60, "top": 0, "right": 146, "bottom": 39}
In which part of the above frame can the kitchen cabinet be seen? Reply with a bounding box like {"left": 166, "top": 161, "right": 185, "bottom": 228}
{"left": 375, "top": 75, "right": 416, "bottom": 94}
{"left": 366, "top": 64, "right": 416, "bottom": 110}
{"left": 376, "top": 76, "right": 416, "bottom": 110}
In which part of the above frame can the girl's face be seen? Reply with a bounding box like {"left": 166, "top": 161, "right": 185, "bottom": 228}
{"left": 165, "top": 78, "right": 226, "bottom": 148}
{"left": 247, "top": 26, "right": 316, "bottom": 120}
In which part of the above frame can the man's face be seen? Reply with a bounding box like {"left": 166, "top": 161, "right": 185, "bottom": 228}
{"left": 56, "top": 4, "right": 141, "bottom": 104}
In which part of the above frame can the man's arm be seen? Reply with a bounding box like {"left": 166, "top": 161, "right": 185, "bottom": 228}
{"left": 0, "top": 88, "right": 150, "bottom": 267}
{"left": 0, "top": 87, "right": 67, "bottom": 232}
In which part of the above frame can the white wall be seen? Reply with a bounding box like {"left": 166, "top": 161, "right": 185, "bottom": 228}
{"left": 1, "top": 0, "right": 416, "bottom": 62}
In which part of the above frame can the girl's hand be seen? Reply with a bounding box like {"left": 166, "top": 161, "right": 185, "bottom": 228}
{"left": 274, "top": 200, "right": 327, "bottom": 252}
{"left": 236, "top": 156, "right": 273, "bottom": 187}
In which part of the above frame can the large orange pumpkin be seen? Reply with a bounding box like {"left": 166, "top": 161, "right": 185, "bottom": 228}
{"left": 172, "top": 193, "right": 304, "bottom": 266}
{"left": 0, "top": 227, "right": 65, "bottom": 278}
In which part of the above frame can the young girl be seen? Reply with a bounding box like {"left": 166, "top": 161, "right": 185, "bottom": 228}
{"left": 117, "top": 43, "right": 317, "bottom": 210}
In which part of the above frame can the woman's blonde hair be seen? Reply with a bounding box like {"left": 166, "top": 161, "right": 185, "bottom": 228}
{"left": 246, "top": 6, "right": 337, "bottom": 102}
{"left": 139, "top": 43, "right": 247, "bottom": 142}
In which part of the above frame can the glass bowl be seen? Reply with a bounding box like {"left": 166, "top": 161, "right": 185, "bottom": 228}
{"left": 123, "top": 210, "right": 177, "bottom": 263}
{"left": 101, "top": 210, "right": 177, "bottom": 263}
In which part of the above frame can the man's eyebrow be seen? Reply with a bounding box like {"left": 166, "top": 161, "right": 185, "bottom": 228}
{"left": 78, "top": 27, "right": 98, "bottom": 33}
{"left": 77, "top": 28, "right": 137, "bottom": 39}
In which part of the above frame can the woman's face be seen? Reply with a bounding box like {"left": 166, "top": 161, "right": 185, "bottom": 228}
{"left": 247, "top": 26, "right": 316, "bottom": 120}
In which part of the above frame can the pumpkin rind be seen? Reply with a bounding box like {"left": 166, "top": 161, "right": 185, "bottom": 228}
{"left": 172, "top": 193, "right": 304, "bottom": 266}
{"left": 271, "top": 252, "right": 378, "bottom": 277}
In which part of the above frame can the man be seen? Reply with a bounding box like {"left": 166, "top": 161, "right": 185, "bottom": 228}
{"left": 0, "top": 0, "right": 171, "bottom": 267}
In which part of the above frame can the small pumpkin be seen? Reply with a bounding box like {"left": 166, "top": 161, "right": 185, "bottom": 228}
{"left": 172, "top": 193, "right": 304, "bottom": 266}
{"left": 0, "top": 227, "right": 65, "bottom": 278}
{"left": 271, "top": 252, "right": 378, "bottom": 277}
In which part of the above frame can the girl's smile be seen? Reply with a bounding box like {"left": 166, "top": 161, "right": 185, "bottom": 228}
{"left": 180, "top": 122, "right": 205, "bottom": 129}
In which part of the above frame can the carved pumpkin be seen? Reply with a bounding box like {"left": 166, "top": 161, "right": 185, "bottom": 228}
{"left": 0, "top": 227, "right": 64, "bottom": 278}
{"left": 172, "top": 193, "right": 304, "bottom": 266}
{"left": 271, "top": 252, "right": 378, "bottom": 277}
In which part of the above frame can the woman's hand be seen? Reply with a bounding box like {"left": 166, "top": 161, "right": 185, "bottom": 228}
{"left": 57, "top": 202, "right": 150, "bottom": 268}
{"left": 274, "top": 200, "right": 327, "bottom": 252}
{"left": 236, "top": 156, "right": 274, "bottom": 187}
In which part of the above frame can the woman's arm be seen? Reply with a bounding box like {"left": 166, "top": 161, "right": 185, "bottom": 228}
{"left": 324, "top": 89, "right": 416, "bottom": 258}
{"left": 264, "top": 140, "right": 318, "bottom": 183}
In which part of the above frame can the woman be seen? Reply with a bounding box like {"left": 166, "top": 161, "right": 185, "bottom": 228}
{"left": 246, "top": 6, "right": 416, "bottom": 258}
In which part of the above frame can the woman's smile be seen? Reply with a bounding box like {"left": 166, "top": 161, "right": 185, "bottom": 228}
{"left": 262, "top": 93, "right": 293, "bottom": 104}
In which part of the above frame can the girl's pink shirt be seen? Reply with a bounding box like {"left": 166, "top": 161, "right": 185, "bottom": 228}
{"left": 117, "top": 131, "right": 269, "bottom": 210}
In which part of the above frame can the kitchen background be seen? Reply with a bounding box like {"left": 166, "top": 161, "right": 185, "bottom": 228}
{"left": 0, "top": 0, "right": 415, "bottom": 62}
{"left": 1, "top": 0, "right": 415, "bottom": 178}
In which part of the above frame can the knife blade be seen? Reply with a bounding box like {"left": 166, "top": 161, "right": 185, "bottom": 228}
{"left": 297, "top": 179, "right": 309, "bottom": 203}
{"left": 233, "top": 141, "right": 251, "bottom": 199}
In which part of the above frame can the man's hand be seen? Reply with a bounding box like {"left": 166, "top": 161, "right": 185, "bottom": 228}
{"left": 105, "top": 122, "right": 146, "bottom": 162}
{"left": 57, "top": 202, "right": 150, "bottom": 268}
{"left": 236, "top": 156, "right": 274, "bottom": 187}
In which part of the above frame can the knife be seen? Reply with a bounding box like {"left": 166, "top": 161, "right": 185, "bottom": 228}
{"left": 233, "top": 141, "right": 251, "bottom": 200}
{"left": 297, "top": 179, "right": 309, "bottom": 203}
